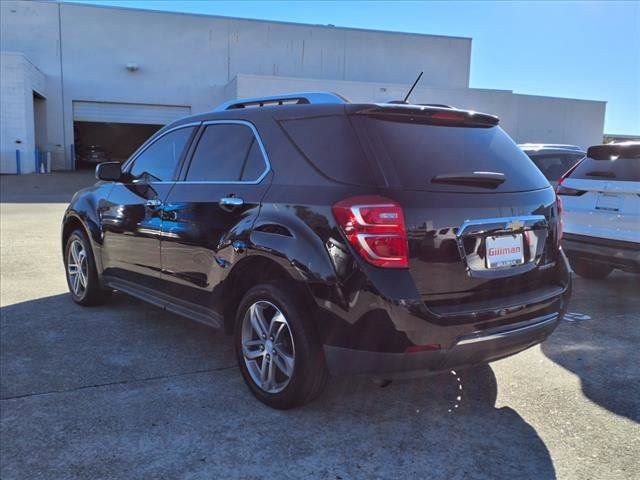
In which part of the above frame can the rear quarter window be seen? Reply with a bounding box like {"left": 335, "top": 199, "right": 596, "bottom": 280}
{"left": 358, "top": 117, "right": 550, "bottom": 193}
{"left": 569, "top": 156, "right": 640, "bottom": 182}
{"left": 279, "top": 115, "right": 375, "bottom": 186}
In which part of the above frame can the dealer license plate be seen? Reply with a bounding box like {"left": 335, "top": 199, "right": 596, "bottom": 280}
{"left": 486, "top": 234, "right": 524, "bottom": 268}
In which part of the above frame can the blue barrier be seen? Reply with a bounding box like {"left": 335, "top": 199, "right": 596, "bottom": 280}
{"left": 15, "top": 149, "right": 21, "bottom": 174}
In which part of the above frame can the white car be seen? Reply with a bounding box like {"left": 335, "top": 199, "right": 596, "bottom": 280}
{"left": 558, "top": 142, "right": 640, "bottom": 278}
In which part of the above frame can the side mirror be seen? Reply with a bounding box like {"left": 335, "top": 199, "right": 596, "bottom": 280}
{"left": 95, "top": 162, "right": 123, "bottom": 182}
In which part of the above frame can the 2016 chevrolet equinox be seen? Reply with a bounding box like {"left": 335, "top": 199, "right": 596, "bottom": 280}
{"left": 62, "top": 93, "right": 571, "bottom": 409}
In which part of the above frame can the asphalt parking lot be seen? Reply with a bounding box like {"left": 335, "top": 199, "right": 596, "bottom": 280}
{"left": 1, "top": 173, "right": 639, "bottom": 480}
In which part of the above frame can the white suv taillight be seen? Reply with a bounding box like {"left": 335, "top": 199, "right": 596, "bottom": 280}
{"left": 555, "top": 158, "right": 584, "bottom": 246}
{"left": 332, "top": 196, "right": 409, "bottom": 268}
{"left": 556, "top": 192, "right": 563, "bottom": 245}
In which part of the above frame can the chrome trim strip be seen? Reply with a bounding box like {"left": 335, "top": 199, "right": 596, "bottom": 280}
{"left": 456, "top": 215, "right": 547, "bottom": 238}
{"left": 350, "top": 204, "right": 397, "bottom": 227}
{"left": 356, "top": 233, "right": 403, "bottom": 261}
{"left": 214, "top": 92, "right": 349, "bottom": 111}
{"left": 456, "top": 313, "right": 558, "bottom": 346}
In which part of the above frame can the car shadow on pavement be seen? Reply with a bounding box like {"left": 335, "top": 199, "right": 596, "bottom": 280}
{"left": 1, "top": 292, "right": 556, "bottom": 479}
{"left": 0, "top": 292, "right": 237, "bottom": 399}
{"left": 541, "top": 272, "right": 640, "bottom": 424}
{"left": 302, "top": 365, "right": 556, "bottom": 479}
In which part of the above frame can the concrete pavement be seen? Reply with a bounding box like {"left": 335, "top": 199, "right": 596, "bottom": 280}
{"left": 1, "top": 174, "right": 638, "bottom": 479}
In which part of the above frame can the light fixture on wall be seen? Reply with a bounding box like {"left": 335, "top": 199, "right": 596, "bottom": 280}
{"left": 125, "top": 63, "right": 139, "bottom": 72}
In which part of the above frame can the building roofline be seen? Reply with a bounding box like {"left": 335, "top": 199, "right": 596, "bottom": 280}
{"left": 604, "top": 133, "right": 640, "bottom": 139}
{"left": 512, "top": 91, "right": 607, "bottom": 105}
{"left": 58, "top": 0, "right": 472, "bottom": 43}
{"left": 233, "top": 72, "right": 514, "bottom": 94}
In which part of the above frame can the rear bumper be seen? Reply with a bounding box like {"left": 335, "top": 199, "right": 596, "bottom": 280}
{"left": 563, "top": 233, "right": 640, "bottom": 272}
{"left": 324, "top": 311, "right": 562, "bottom": 375}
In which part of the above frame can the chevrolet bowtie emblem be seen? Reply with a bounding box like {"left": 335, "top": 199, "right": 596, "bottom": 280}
{"left": 507, "top": 220, "right": 525, "bottom": 231}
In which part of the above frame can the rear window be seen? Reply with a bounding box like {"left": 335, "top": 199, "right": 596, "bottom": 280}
{"left": 279, "top": 115, "right": 375, "bottom": 186}
{"left": 569, "top": 156, "right": 640, "bottom": 182}
{"left": 527, "top": 153, "right": 584, "bottom": 182}
{"left": 358, "top": 117, "right": 549, "bottom": 192}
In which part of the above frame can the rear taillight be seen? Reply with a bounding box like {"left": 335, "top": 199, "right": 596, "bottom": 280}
{"left": 332, "top": 195, "right": 409, "bottom": 268}
{"left": 555, "top": 159, "right": 584, "bottom": 246}
{"left": 556, "top": 158, "right": 584, "bottom": 196}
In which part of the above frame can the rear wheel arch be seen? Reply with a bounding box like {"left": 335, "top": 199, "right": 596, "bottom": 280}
{"left": 222, "top": 253, "right": 315, "bottom": 335}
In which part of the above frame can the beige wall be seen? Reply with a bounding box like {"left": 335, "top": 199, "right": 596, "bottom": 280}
{"left": 1, "top": 0, "right": 606, "bottom": 172}
{"left": 1, "top": 0, "right": 471, "bottom": 170}
{"left": 232, "top": 74, "right": 606, "bottom": 148}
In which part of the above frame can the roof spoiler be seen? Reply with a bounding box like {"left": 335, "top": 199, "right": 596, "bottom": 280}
{"left": 587, "top": 142, "right": 640, "bottom": 160}
{"left": 353, "top": 104, "right": 500, "bottom": 127}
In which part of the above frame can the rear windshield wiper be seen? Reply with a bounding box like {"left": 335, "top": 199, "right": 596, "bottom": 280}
{"left": 431, "top": 171, "right": 506, "bottom": 188}
{"left": 586, "top": 170, "right": 616, "bottom": 178}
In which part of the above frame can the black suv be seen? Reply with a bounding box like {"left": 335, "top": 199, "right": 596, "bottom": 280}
{"left": 62, "top": 93, "right": 571, "bottom": 409}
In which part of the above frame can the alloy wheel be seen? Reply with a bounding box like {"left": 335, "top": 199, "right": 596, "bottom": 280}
{"left": 241, "top": 300, "right": 296, "bottom": 394}
{"left": 67, "top": 239, "right": 88, "bottom": 297}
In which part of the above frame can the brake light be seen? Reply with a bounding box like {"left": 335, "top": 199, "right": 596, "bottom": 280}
{"left": 332, "top": 196, "right": 409, "bottom": 268}
{"left": 430, "top": 111, "right": 467, "bottom": 122}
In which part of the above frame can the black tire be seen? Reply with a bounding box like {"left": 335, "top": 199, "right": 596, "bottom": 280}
{"left": 569, "top": 257, "right": 613, "bottom": 279}
{"left": 234, "top": 282, "right": 328, "bottom": 409}
{"left": 64, "top": 229, "right": 108, "bottom": 306}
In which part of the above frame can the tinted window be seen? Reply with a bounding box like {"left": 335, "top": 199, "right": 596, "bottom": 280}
{"left": 528, "top": 153, "right": 584, "bottom": 181}
{"left": 129, "top": 127, "right": 194, "bottom": 182}
{"left": 570, "top": 156, "right": 640, "bottom": 182}
{"left": 186, "top": 124, "right": 266, "bottom": 182}
{"left": 359, "top": 118, "right": 549, "bottom": 192}
{"left": 240, "top": 140, "right": 266, "bottom": 181}
{"left": 279, "top": 115, "right": 375, "bottom": 186}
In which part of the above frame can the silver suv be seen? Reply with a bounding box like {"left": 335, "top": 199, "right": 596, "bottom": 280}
{"left": 519, "top": 144, "right": 585, "bottom": 187}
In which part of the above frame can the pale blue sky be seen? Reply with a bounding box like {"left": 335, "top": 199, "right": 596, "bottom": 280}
{"left": 66, "top": 1, "right": 639, "bottom": 135}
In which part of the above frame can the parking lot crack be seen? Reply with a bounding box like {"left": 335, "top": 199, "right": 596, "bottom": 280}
{"left": 0, "top": 364, "right": 238, "bottom": 401}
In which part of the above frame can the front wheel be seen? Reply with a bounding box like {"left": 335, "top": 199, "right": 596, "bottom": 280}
{"left": 569, "top": 257, "right": 613, "bottom": 279}
{"left": 64, "top": 229, "right": 108, "bottom": 305}
{"left": 234, "top": 283, "right": 328, "bottom": 409}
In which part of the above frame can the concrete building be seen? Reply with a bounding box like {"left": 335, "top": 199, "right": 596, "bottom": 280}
{"left": 1, "top": 0, "right": 606, "bottom": 174}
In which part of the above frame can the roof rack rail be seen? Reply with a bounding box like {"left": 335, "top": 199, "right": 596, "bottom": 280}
{"left": 214, "top": 92, "right": 349, "bottom": 111}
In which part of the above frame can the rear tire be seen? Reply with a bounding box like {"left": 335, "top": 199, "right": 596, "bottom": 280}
{"left": 64, "top": 229, "right": 109, "bottom": 306}
{"left": 234, "top": 282, "right": 328, "bottom": 409}
{"left": 569, "top": 257, "right": 613, "bottom": 279}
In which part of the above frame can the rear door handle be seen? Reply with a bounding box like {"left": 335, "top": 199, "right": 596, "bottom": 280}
{"left": 219, "top": 197, "right": 244, "bottom": 208}
{"left": 146, "top": 199, "right": 162, "bottom": 208}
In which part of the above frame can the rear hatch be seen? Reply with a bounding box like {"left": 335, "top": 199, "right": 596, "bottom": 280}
{"left": 559, "top": 143, "right": 640, "bottom": 243}
{"left": 348, "top": 105, "right": 561, "bottom": 308}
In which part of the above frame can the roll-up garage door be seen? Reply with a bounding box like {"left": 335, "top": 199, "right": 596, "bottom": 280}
{"left": 73, "top": 101, "right": 190, "bottom": 125}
